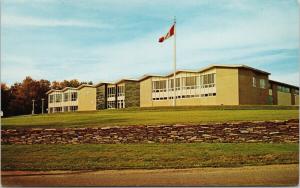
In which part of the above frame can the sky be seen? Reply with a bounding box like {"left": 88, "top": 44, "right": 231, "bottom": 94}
{"left": 1, "top": 0, "right": 299, "bottom": 86}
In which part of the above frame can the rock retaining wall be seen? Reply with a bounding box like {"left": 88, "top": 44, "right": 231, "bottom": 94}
{"left": 1, "top": 119, "right": 299, "bottom": 144}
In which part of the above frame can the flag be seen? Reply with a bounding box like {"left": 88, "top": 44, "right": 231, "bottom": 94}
{"left": 159, "top": 24, "right": 175, "bottom": 43}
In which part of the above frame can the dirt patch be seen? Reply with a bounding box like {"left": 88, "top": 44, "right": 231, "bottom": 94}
{"left": 2, "top": 164, "right": 298, "bottom": 186}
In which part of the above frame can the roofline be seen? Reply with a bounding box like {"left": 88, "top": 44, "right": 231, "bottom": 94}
{"left": 46, "top": 87, "right": 78, "bottom": 94}
{"left": 115, "top": 79, "right": 139, "bottom": 84}
{"left": 198, "top": 64, "right": 270, "bottom": 75}
{"left": 269, "top": 80, "right": 299, "bottom": 89}
{"left": 77, "top": 84, "right": 95, "bottom": 90}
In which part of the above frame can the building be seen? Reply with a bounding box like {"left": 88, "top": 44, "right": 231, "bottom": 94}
{"left": 46, "top": 64, "right": 299, "bottom": 113}
{"left": 95, "top": 79, "right": 140, "bottom": 109}
{"left": 47, "top": 87, "right": 78, "bottom": 113}
{"left": 140, "top": 65, "right": 272, "bottom": 107}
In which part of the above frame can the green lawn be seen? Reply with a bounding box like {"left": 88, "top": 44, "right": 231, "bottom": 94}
{"left": 1, "top": 143, "right": 298, "bottom": 171}
{"left": 2, "top": 106, "right": 299, "bottom": 129}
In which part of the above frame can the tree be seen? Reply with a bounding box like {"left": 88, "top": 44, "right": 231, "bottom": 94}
{"left": 2, "top": 77, "right": 92, "bottom": 116}
{"left": 1, "top": 83, "right": 11, "bottom": 117}
{"left": 6, "top": 77, "right": 51, "bottom": 116}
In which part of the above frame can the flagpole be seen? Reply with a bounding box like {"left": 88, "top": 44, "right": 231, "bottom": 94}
{"left": 173, "top": 17, "right": 176, "bottom": 107}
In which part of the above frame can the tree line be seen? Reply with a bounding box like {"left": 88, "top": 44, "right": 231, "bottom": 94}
{"left": 1, "top": 76, "right": 93, "bottom": 117}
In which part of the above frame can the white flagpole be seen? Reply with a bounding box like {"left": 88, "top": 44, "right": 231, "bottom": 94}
{"left": 173, "top": 17, "right": 177, "bottom": 107}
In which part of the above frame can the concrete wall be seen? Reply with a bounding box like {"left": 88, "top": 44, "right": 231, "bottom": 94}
{"left": 238, "top": 69, "right": 269, "bottom": 105}
{"left": 78, "top": 87, "right": 96, "bottom": 111}
{"left": 215, "top": 68, "right": 239, "bottom": 105}
{"left": 140, "top": 78, "right": 153, "bottom": 107}
{"left": 277, "top": 91, "right": 292, "bottom": 105}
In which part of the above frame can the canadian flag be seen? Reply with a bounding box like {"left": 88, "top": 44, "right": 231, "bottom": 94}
{"left": 159, "top": 24, "right": 175, "bottom": 43}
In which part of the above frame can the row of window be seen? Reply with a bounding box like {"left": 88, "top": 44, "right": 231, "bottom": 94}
{"left": 107, "top": 100, "right": 125, "bottom": 109}
{"left": 49, "top": 106, "right": 78, "bottom": 113}
{"left": 152, "top": 93, "right": 216, "bottom": 100}
{"left": 152, "top": 74, "right": 216, "bottom": 93}
{"left": 107, "top": 86, "right": 125, "bottom": 98}
{"left": 277, "top": 85, "right": 290, "bottom": 93}
{"left": 49, "top": 92, "right": 77, "bottom": 103}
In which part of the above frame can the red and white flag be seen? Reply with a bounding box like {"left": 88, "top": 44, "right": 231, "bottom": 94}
{"left": 159, "top": 24, "right": 175, "bottom": 43}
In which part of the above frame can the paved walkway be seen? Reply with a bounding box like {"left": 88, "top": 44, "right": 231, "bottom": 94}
{"left": 1, "top": 164, "right": 298, "bottom": 186}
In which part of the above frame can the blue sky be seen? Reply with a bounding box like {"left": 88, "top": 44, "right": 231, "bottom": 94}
{"left": 1, "top": 0, "right": 299, "bottom": 86}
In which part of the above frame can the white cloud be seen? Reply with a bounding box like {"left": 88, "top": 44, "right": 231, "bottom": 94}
{"left": 2, "top": 15, "right": 111, "bottom": 28}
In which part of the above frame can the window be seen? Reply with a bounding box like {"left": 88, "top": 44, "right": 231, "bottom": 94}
{"left": 152, "top": 80, "right": 167, "bottom": 92}
{"left": 49, "top": 95, "right": 54, "bottom": 103}
{"left": 55, "top": 94, "right": 62, "bottom": 102}
{"left": 107, "top": 87, "right": 116, "bottom": 98}
{"left": 252, "top": 77, "right": 256, "bottom": 87}
{"left": 183, "top": 76, "right": 197, "bottom": 89}
{"left": 63, "top": 106, "right": 68, "bottom": 112}
{"left": 64, "top": 93, "right": 69, "bottom": 102}
{"left": 295, "top": 89, "right": 299, "bottom": 95}
{"left": 168, "top": 78, "right": 180, "bottom": 91}
{"left": 269, "top": 89, "right": 273, "bottom": 96}
{"left": 117, "top": 100, "right": 125, "bottom": 108}
{"left": 277, "top": 86, "right": 291, "bottom": 93}
{"left": 69, "top": 106, "right": 78, "bottom": 112}
{"left": 107, "top": 101, "right": 115, "bottom": 109}
{"left": 200, "top": 73, "right": 215, "bottom": 87}
{"left": 49, "top": 107, "right": 53, "bottom": 113}
{"left": 54, "top": 107, "right": 62, "bottom": 112}
{"left": 259, "top": 79, "right": 266, "bottom": 89}
{"left": 117, "top": 85, "right": 125, "bottom": 96}
{"left": 71, "top": 92, "right": 77, "bottom": 101}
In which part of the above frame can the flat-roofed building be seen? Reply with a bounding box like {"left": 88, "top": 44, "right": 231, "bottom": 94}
{"left": 47, "top": 87, "right": 78, "bottom": 113}
{"left": 95, "top": 79, "right": 140, "bottom": 109}
{"left": 139, "top": 64, "right": 298, "bottom": 107}
{"left": 269, "top": 80, "right": 299, "bottom": 105}
{"left": 46, "top": 64, "right": 299, "bottom": 113}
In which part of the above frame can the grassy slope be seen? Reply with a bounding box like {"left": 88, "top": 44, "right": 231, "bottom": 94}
{"left": 1, "top": 143, "right": 298, "bottom": 171}
{"left": 2, "top": 106, "right": 299, "bottom": 129}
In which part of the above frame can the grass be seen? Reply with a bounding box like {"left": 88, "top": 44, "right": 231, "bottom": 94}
{"left": 1, "top": 143, "right": 298, "bottom": 171}
{"left": 2, "top": 106, "right": 299, "bottom": 129}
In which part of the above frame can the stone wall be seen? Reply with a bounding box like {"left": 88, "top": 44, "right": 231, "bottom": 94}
{"left": 1, "top": 119, "right": 298, "bottom": 145}
{"left": 96, "top": 84, "right": 107, "bottom": 110}
{"left": 125, "top": 81, "right": 140, "bottom": 108}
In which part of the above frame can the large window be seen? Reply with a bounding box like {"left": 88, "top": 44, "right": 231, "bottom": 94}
{"left": 71, "top": 92, "right": 77, "bottom": 101}
{"left": 107, "top": 87, "right": 116, "bottom": 98}
{"left": 168, "top": 78, "right": 180, "bottom": 91}
{"left": 182, "top": 76, "right": 197, "bottom": 89}
{"left": 117, "top": 85, "right": 125, "bottom": 97}
{"left": 55, "top": 94, "right": 62, "bottom": 102}
{"left": 49, "top": 95, "right": 54, "bottom": 103}
{"left": 64, "top": 93, "right": 69, "bottom": 102}
{"left": 200, "top": 73, "right": 215, "bottom": 88}
{"left": 259, "top": 79, "right": 266, "bottom": 89}
{"left": 152, "top": 80, "right": 167, "bottom": 92}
